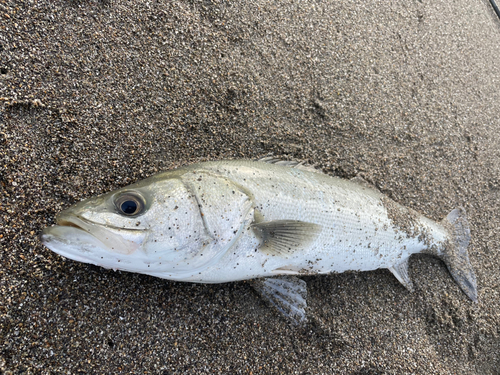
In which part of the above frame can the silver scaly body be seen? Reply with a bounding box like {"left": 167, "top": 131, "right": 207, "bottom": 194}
{"left": 41, "top": 159, "right": 477, "bottom": 324}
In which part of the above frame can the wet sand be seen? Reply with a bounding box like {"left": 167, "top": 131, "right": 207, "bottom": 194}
{"left": 1, "top": 0, "right": 500, "bottom": 373}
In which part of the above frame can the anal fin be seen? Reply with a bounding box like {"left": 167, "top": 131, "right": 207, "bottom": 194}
{"left": 252, "top": 276, "right": 308, "bottom": 325}
{"left": 388, "top": 257, "right": 414, "bottom": 291}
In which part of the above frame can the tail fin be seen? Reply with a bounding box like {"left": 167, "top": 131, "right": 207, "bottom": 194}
{"left": 439, "top": 207, "right": 478, "bottom": 302}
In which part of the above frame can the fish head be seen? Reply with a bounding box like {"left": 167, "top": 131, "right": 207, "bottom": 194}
{"left": 40, "top": 175, "right": 225, "bottom": 279}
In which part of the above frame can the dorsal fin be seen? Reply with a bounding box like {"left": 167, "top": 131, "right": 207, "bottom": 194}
{"left": 253, "top": 220, "right": 322, "bottom": 256}
{"left": 256, "top": 156, "right": 322, "bottom": 174}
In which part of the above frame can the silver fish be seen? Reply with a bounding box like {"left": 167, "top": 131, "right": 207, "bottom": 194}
{"left": 41, "top": 159, "right": 477, "bottom": 324}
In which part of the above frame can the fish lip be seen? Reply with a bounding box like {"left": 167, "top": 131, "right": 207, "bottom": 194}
{"left": 55, "top": 212, "right": 146, "bottom": 233}
{"left": 56, "top": 218, "right": 84, "bottom": 230}
{"left": 54, "top": 213, "right": 98, "bottom": 235}
{"left": 40, "top": 223, "right": 87, "bottom": 239}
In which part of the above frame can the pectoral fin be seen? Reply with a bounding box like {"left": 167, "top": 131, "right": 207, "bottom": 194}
{"left": 388, "top": 257, "right": 414, "bottom": 291}
{"left": 252, "top": 276, "right": 308, "bottom": 325}
{"left": 252, "top": 220, "right": 322, "bottom": 256}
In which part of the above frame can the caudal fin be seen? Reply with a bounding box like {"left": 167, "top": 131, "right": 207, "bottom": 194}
{"left": 439, "top": 207, "right": 478, "bottom": 302}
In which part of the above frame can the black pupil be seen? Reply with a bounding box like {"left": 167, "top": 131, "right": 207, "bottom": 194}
{"left": 121, "top": 200, "right": 138, "bottom": 215}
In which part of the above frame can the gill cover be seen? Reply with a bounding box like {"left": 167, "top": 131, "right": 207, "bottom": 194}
{"left": 161, "top": 172, "right": 254, "bottom": 279}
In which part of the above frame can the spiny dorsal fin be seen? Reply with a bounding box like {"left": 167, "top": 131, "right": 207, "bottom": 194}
{"left": 252, "top": 276, "right": 308, "bottom": 325}
{"left": 256, "top": 156, "right": 322, "bottom": 174}
{"left": 388, "top": 257, "right": 414, "bottom": 291}
{"left": 253, "top": 220, "right": 322, "bottom": 256}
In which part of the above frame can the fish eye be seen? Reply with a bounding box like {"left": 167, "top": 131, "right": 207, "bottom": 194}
{"left": 114, "top": 193, "right": 145, "bottom": 216}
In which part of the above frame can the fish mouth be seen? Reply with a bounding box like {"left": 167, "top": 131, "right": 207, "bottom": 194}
{"left": 40, "top": 213, "right": 91, "bottom": 245}
{"left": 57, "top": 218, "right": 86, "bottom": 230}
{"left": 56, "top": 212, "right": 96, "bottom": 232}
{"left": 42, "top": 212, "right": 146, "bottom": 256}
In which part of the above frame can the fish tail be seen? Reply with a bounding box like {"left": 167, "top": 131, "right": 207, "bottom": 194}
{"left": 438, "top": 207, "right": 478, "bottom": 302}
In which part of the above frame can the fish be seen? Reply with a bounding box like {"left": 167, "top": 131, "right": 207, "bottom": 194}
{"left": 40, "top": 158, "right": 477, "bottom": 324}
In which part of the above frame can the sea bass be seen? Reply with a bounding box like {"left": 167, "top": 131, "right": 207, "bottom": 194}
{"left": 41, "top": 159, "right": 477, "bottom": 324}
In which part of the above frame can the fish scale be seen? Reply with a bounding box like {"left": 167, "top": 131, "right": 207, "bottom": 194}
{"left": 195, "top": 161, "right": 408, "bottom": 277}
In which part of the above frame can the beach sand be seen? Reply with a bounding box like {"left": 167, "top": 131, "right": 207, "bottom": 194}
{"left": 1, "top": 0, "right": 500, "bottom": 373}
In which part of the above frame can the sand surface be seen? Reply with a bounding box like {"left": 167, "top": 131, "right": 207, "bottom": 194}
{"left": 1, "top": 0, "right": 500, "bottom": 373}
